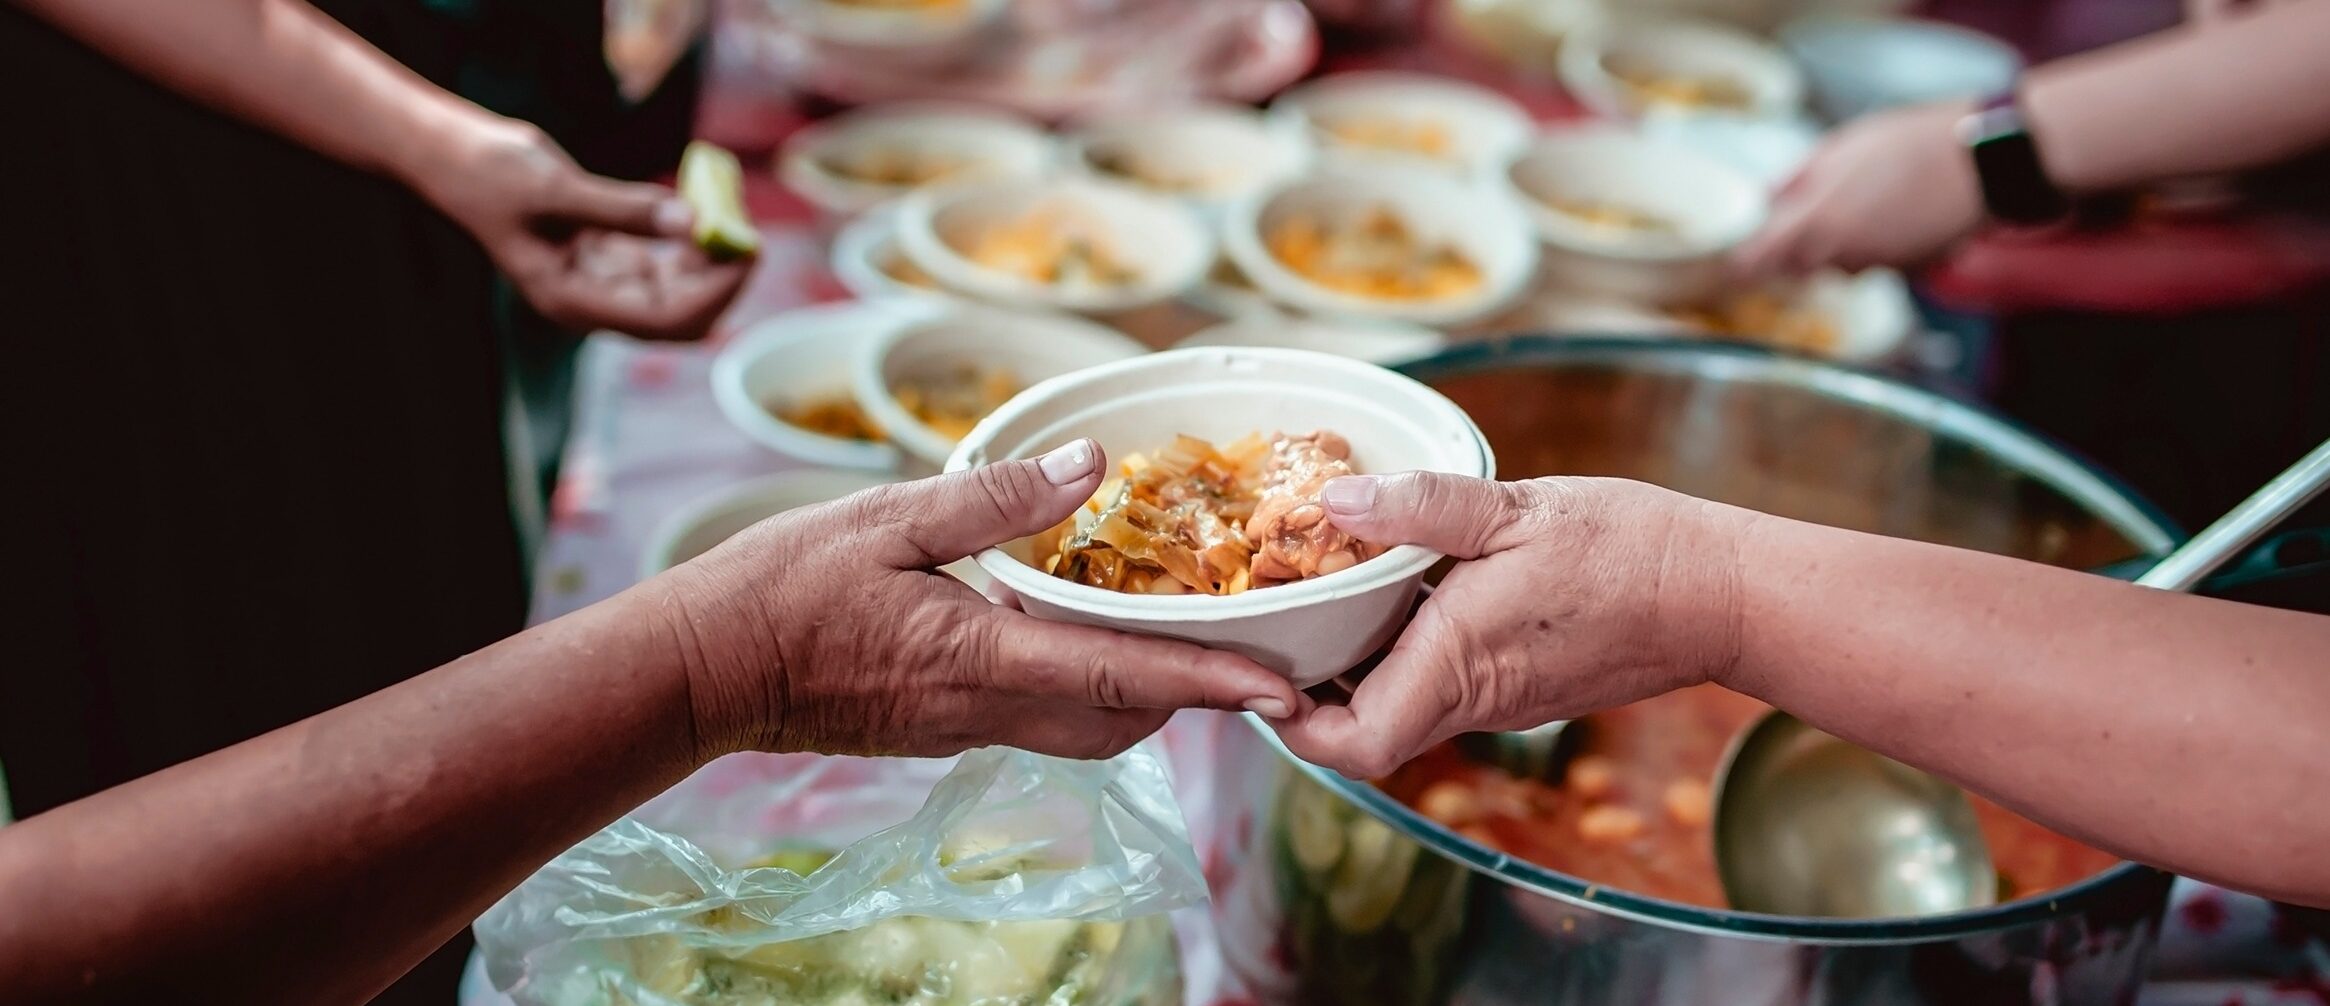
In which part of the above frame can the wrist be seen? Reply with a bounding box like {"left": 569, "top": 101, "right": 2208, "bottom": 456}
{"left": 381, "top": 98, "right": 512, "bottom": 213}
{"left": 645, "top": 564, "right": 788, "bottom": 762}
{"left": 1656, "top": 492, "right": 1760, "bottom": 691}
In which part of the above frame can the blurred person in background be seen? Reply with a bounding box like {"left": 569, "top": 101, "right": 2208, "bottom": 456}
{"left": 0, "top": 0, "right": 744, "bottom": 999}
{"left": 1742, "top": 0, "right": 2330, "bottom": 557}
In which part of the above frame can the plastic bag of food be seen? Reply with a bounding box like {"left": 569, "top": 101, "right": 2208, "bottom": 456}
{"left": 475, "top": 745, "right": 1198, "bottom": 1005}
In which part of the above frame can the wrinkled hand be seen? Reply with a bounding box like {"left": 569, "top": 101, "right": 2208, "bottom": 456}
{"left": 662, "top": 440, "right": 1305, "bottom": 762}
{"left": 1735, "top": 101, "right": 1984, "bottom": 277}
{"left": 407, "top": 115, "right": 750, "bottom": 341}
{"left": 1271, "top": 473, "right": 1749, "bottom": 779}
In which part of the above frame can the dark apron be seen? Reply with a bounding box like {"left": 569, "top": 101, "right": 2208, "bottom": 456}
{"left": 0, "top": 2, "right": 695, "bottom": 999}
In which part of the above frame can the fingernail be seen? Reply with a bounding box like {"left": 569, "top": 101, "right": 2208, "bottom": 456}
{"left": 1244, "top": 697, "right": 1291, "bottom": 719}
{"left": 1036, "top": 439, "right": 1096, "bottom": 486}
{"left": 654, "top": 199, "right": 693, "bottom": 235}
{"left": 1321, "top": 475, "right": 1377, "bottom": 516}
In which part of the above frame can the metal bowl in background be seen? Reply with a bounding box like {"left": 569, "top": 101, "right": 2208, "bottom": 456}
{"left": 1213, "top": 337, "right": 2180, "bottom": 1006}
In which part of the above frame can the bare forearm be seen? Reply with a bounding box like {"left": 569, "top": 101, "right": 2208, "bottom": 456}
{"left": 0, "top": 580, "right": 713, "bottom": 1002}
{"left": 1722, "top": 511, "right": 2330, "bottom": 906}
{"left": 2026, "top": 1, "right": 2330, "bottom": 194}
{"left": 11, "top": 0, "right": 485, "bottom": 187}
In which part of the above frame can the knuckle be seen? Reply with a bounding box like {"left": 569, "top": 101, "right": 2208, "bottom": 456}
{"left": 1082, "top": 650, "right": 1128, "bottom": 709}
{"left": 970, "top": 461, "right": 1044, "bottom": 525}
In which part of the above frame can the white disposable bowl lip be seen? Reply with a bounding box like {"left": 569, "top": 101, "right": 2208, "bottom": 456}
{"left": 946, "top": 346, "right": 1494, "bottom": 621}
{"left": 711, "top": 301, "right": 941, "bottom": 470}
{"left": 830, "top": 203, "right": 959, "bottom": 303}
{"left": 798, "top": 0, "right": 1005, "bottom": 49}
{"left": 895, "top": 174, "right": 1217, "bottom": 314}
{"left": 639, "top": 468, "right": 902, "bottom": 582}
{"left": 1176, "top": 315, "right": 1448, "bottom": 366}
{"left": 1560, "top": 14, "right": 1807, "bottom": 121}
{"left": 1061, "top": 103, "right": 1314, "bottom": 205}
{"left": 1267, "top": 69, "right": 1535, "bottom": 177}
{"left": 1504, "top": 125, "right": 1770, "bottom": 263}
{"left": 1220, "top": 165, "right": 1540, "bottom": 327}
{"left": 779, "top": 102, "right": 1054, "bottom": 217}
{"left": 852, "top": 305, "right": 1150, "bottom": 470}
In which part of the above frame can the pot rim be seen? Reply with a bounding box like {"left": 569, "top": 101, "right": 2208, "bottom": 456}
{"left": 1252, "top": 334, "right": 2181, "bottom": 946}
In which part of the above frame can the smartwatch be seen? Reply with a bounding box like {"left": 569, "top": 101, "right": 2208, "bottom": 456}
{"left": 1956, "top": 90, "right": 2071, "bottom": 226}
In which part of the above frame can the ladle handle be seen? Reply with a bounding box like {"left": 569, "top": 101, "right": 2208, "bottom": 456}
{"left": 2135, "top": 437, "right": 2330, "bottom": 593}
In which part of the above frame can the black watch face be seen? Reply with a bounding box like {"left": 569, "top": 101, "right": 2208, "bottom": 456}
{"left": 1971, "top": 130, "right": 2068, "bottom": 225}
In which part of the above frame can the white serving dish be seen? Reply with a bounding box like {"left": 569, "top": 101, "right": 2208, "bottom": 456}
{"left": 1267, "top": 71, "right": 1535, "bottom": 178}
{"left": 853, "top": 306, "right": 1148, "bottom": 474}
{"left": 779, "top": 102, "right": 1054, "bottom": 219}
{"left": 711, "top": 301, "right": 937, "bottom": 470}
{"left": 1505, "top": 126, "right": 1768, "bottom": 306}
{"left": 895, "top": 175, "right": 1215, "bottom": 315}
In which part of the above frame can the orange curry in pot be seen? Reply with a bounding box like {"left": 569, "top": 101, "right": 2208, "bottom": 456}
{"left": 1378, "top": 685, "right": 2120, "bottom": 910}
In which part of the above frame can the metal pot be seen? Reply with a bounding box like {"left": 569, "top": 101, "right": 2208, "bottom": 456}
{"left": 1213, "top": 337, "right": 2185, "bottom": 1006}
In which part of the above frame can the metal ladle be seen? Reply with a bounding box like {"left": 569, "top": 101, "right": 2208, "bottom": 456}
{"left": 1711, "top": 436, "right": 2330, "bottom": 918}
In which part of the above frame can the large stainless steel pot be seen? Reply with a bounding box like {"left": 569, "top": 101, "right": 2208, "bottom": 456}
{"left": 1213, "top": 338, "right": 2183, "bottom": 1006}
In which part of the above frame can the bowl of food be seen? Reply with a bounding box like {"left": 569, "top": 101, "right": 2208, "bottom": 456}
{"left": 1672, "top": 267, "right": 1917, "bottom": 364}
{"left": 779, "top": 102, "right": 1054, "bottom": 219}
{"left": 712, "top": 301, "right": 936, "bottom": 470}
{"left": 787, "top": 0, "right": 1010, "bottom": 68}
{"left": 1505, "top": 126, "right": 1767, "bottom": 306}
{"left": 1222, "top": 166, "right": 1539, "bottom": 327}
{"left": 895, "top": 175, "right": 1216, "bottom": 315}
{"left": 1064, "top": 103, "right": 1312, "bottom": 210}
{"left": 1267, "top": 71, "right": 1535, "bottom": 177}
{"left": 1177, "top": 315, "right": 1447, "bottom": 367}
{"left": 946, "top": 347, "right": 1494, "bottom": 687}
{"left": 641, "top": 469, "right": 992, "bottom": 591}
{"left": 830, "top": 203, "right": 956, "bottom": 302}
{"left": 854, "top": 306, "right": 1149, "bottom": 473}
{"left": 1560, "top": 15, "right": 1805, "bottom": 121}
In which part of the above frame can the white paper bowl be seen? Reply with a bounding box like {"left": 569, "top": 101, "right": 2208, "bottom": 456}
{"left": 1505, "top": 127, "right": 1767, "bottom": 306}
{"left": 830, "top": 204, "right": 958, "bottom": 303}
{"left": 793, "top": 0, "right": 1006, "bottom": 58}
{"left": 945, "top": 347, "right": 1495, "bottom": 687}
{"left": 1779, "top": 15, "right": 2019, "bottom": 123}
{"left": 853, "top": 306, "right": 1149, "bottom": 473}
{"left": 640, "top": 470, "right": 994, "bottom": 591}
{"left": 895, "top": 175, "right": 1215, "bottom": 315}
{"left": 1561, "top": 15, "right": 1805, "bottom": 122}
{"left": 1177, "top": 316, "right": 1447, "bottom": 366}
{"left": 1222, "top": 166, "right": 1539, "bottom": 328}
{"left": 711, "top": 301, "right": 941, "bottom": 470}
{"left": 1268, "top": 71, "right": 1535, "bottom": 177}
{"left": 1790, "top": 267, "right": 1916, "bottom": 364}
{"left": 779, "top": 102, "right": 1054, "bottom": 219}
{"left": 1064, "top": 103, "right": 1313, "bottom": 211}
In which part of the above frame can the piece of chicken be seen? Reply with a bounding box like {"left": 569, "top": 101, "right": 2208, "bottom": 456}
{"left": 1246, "top": 430, "right": 1382, "bottom": 583}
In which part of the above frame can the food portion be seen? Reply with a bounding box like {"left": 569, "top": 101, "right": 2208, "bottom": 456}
{"left": 678, "top": 141, "right": 761, "bottom": 261}
{"left": 820, "top": 147, "right": 968, "bottom": 188}
{"left": 1085, "top": 147, "right": 1233, "bottom": 195}
{"left": 1319, "top": 117, "right": 1455, "bottom": 161}
{"left": 1036, "top": 430, "right": 1382, "bottom": 595}
{"left": 1675, "top": 291, "right": 1841, "bottom": 355}
{"left": 1536, "top": 194, "right": 1679, "bottom": 237}
{"left": 961, "top": 209, "right": 1139, "bottom": 289}
{"left": 1266, "top": 208, "right": 1484, "bottom": 302}
{"left": 1379, "top": 686, "right": 2120, "bottom": 909}
{"left": 613, "top": 847, "right": 1138, "bottom": 1006}
{"left": 1604, "top": 57, "right": 1755, "bottom": 112}
{"left": 773, "top": 394, "right": 885, "bottom": 442}
{"left": 891, "top": 366, "right": 1020, "bottom": 442}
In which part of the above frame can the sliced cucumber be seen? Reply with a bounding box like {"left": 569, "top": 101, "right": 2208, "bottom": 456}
{"left": 1325, "top": 817, "right": 1419, "bottom": 934}
{"left": 678, "top": 140, "right": 760, "bottom": 261}
{"left": 1283, "top": 781, "right": 1347, "bottom": 878}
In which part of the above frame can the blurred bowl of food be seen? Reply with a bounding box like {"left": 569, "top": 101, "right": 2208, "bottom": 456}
{"left": 947, "top": 346, "right": 1494, "bottom": 687}
{"left": 1505, "top": 126, "right": 1767, "bottom": 306}
{"left": 896, "top": 175, "right": 1216, "bottom": 315}
{"left": 779, "top": 102, "right": 1054, "bottom": 219}
{"left": 1177, "top": 315, "right": 1447, "bottom": 367}
{"left": 785, "top": 0, "right": 1009, "bottom": 68}
{"left": 830, "top": 203, "right": 957, "bottom": 303}
{"left": 1064, "top": 103, "right": 1313, "bottom": 213}
{"left": 1222, "top": 166, "right": 1539, "bottom": 328}
{"left": 1443, "top": 0, "right": 1606, "bottom": 71}
{"left": 712, "top": 301, "right": 932, "bottom": 470}
{"left": 1561, "top": 15, "right": 1805, "bottom": 121}
{"left": 1268, "top": 71, "right": 1535, "bottom": 178}
{"left": 1673, "top": 267, "right": 1917, "bottom": 365}
{"left": 854, "top": 306, "right": 1149, "bottom": 473}
{"left": 1778, "top": 14, "right": 2020, "bottom": 122}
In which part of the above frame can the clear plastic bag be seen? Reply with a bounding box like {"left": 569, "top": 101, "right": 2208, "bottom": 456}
{"left": 475, "top": 744, "right": 1201, "bottom": 1006}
